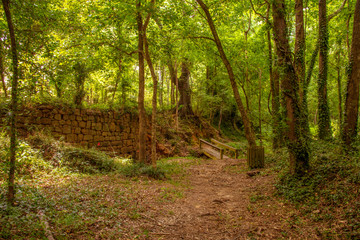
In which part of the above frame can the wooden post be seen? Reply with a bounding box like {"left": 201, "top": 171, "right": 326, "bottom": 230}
{"left": 220, "top": 149, "right": 224, "bottom": 159}
{"left": 247, "top": 145, "right": 264, "bottom": 169}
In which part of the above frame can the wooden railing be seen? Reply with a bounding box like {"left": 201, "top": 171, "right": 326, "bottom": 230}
{"left": 199, "top": 139, "right": 224, "bottom": 159}
{"left": 211, "top": 138, "right": 240, "bottom": 159}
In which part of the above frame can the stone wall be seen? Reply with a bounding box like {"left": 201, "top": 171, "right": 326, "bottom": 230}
{"left": 5, "top": 104, "right": 139, "bottom": 156}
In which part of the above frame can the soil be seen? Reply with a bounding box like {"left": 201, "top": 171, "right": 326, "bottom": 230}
{"left": 118, "top": 157, "right": 320, "bottom": 240}
{"left": 39, "top": 157, "right": 324, "bottom": 239}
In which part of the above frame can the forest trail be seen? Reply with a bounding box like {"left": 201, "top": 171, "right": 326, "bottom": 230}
{"left": 141, "top": 157, "right": 319, "bottom": 240}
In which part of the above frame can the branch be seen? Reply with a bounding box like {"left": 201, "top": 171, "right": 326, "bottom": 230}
{"left": 185, "top": 0, "right": 206, "bottom": 20}
{"left": 187, "top": 36, "right": 216, "bottom": 43}
{"left": 143, "top": 0, "right": 155, "bottom": 31}
{"left": 328, "top": 0, "right": 347, "bottom": 22}
{"left": 249, "top": 0, "right": 267, "bottom": 21}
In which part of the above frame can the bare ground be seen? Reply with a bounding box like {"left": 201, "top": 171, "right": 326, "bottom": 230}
{"left": 40, "top": 157, "right": 324, "bottom": 239}
{"left": 134, "top": 158, "right": 320, "bottom": 240}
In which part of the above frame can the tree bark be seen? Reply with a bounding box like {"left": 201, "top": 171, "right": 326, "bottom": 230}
{"left": 0, "top": 34, "right": 7, "bottom": 98}
{"left": 144, "top": 33, "right": 158, "bottom": 166}
{"left": 272, "top": 0, "right": 309, "bottom": 175}
{"left": 137, "top": 1, "right": 146, "bottom": 163}
{"left": 196, "top": 0, "right": 257, "bottom": 147}
{"left": 177, "top": 61, "right": 194, "bottom": 117}
{"left": 2, "top": 0, "right": 19, "bottom": 206}
{"left": 318, "top": 0, "right": 332, "bottom": 140}
{"left": 343, "top": 0, "right": 360, "bottom": 147}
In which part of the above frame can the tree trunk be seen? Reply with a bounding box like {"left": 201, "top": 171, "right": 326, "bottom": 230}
{"left": 272, "top": 0, "right": 310, "bottom": 175}
{"left": 295, "top": 0, "right": 305, "bottom": 99}
{"left": 112, "top": 57, "right": 122, "bottom": 103}
{"left": 73, "top": 62, "right": 87, "bottom": 107}
{"left": 168, "top": 63, "right": 176, "bottom": 106}
{"left": 144, "top": 34, "right": 157, "bottom": 166}
{"left": 336, "top": 52, "right": 343, "bottom": 134}
{"left": 0, "top": 35, "right": 7, "bottom": 98}
{"left": 137, "top": 1, "right": 146, "bottom": 163}
{"left": 177, "top": 61, "right": 194, "bottom": 117}
{"left": 2, "top": 0, "right": 19, "bottom": 206}
{"left": 343, "top": 0, "right": 360, "bottom": 147}
{"left": 196, "top": 0, "right": 257, "bottom": 147}
{"left": 266, "top": 4, "right": 282, "bottom": 149}
{"left": 318, "top": 0, "right": 332, "bottom": 140}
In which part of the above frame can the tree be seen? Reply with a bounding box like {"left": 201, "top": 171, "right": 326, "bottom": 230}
{"left": 318, "top": 0, "right": 332, "bottom": 139}
{"left": 195, "top": 0, "right": 257, "bottom": 147}
{"left": 177, "top": 61, "right": 194, "bottom": 117}
{"left": 2, "top": 0, "right": 19, "bottom": 206}
{"left": 272, "top": 0, "right": 309, "bottom": 175}
{"left": 136, "top": 0, "right": 147, "bottom": 163}
{"left": 342, "top": 0, "right": 360, "bottom": 147}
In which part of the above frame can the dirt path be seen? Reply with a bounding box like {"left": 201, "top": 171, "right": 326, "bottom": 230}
{"left": 139, "top": 158, "right": 319, "bottom": 240}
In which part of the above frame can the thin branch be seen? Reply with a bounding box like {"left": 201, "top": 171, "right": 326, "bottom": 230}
{"left": 249, "top": 0, "right": 267, "bottom": 21}
{"left": 187, "top": 36, "right": 216, "bottom": 43}
{"left": 328, "top": 0, "right": 347, "bottom": 21}
{"left": 185, "top": 0, "right": 206, "bottom": 20}
{"left": 143, "top": 0, "right": 155, "bottom": 31}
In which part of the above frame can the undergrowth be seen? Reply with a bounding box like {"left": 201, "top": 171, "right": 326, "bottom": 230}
{"left": 274, "top": 140, "right": 360, "bottom": 239}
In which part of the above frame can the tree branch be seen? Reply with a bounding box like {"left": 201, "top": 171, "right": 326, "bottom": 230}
{"left": 328, "top": 0, "right": 347, "bottom": 21}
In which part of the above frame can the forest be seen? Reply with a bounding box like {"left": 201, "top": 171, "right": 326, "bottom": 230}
{"left": 0, "top": 0, "right": 360, "bottom": 239}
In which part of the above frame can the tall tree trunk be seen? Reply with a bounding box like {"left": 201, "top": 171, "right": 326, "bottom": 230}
{"left": 196, "top": 0, "right": 257, "bottom": 147}
{"left": 258, "top": 68, "right": 262, "bottom": 140}
{"left": 136, "top": 1, "right": 146, "bottom": 163}
{"left": 266, "top": 5, "right": 282, "bottom": 149}
{"left": 272, "top": 0, "right": 309, "bottom": 175}
{"left": 177, "top": 61, "right": 194, "bottom": 117}
{"left": 168, "top": 63, "right": 176, "bottom": 106}
{"left": 336, "top": 51, "right": 343, "bottom": 134}
{"left": 112, "top": 57, "right": 122, "bottom": 103}
{"left": 144, "top": 34, "right": 157, "bottom": 166}
{"left": 318, "top": 0, "right": 332, "bottom": 139}
{"left": 343, "top": 0, "right": 360, "bottom": 147}
{"left": 0, "top": 35, "right": 7, "bottom": 98}
{"left": 3, "top": 0, "right": 19, "bottom": 206}
{"left": 159, "top": 63, "right": 164, "bottom": 107}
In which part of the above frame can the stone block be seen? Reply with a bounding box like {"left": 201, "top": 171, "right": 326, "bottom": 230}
{"left": 54, "top": 114, "right": 62, "bottom": 120}
{"left": 72, "top": 121, "right": 78, "bottom": 127}
{"left": 75, "top": 109, "right": 81, "bottom": 115}
{"left": 63, "top": 125, "right": 71, "bottom": 134}
{"left": 69, "top": 115, "right": 76, "bottom": 121}
{"left": 76, "top": 116, "right": 82, "bottom": 121}
{"left": 109, "top": 122, "right": 116, "bottom": 132}
{"left": 81, "top": 128, "right": 88, "bottom": 134}
{"left": 83, "top": 135, "right": 93, "bottom": 141}
{"left": 95, "top": 122, "right": 102, "bottom": 131}
{"left": 78, "top": 134, "right": 84, "bottom": 141}
{"left": 86, "top": 121, "right": 91, "bottom": 129}
{"left": 63, "top": 114, "right": 69, "bottom": 120}
{"left": 40, "top": 118, "right": 51, "bottom": 125}
{"left": 75, "top": 127, "right": 81, "bottom": 134}
{"left": 79, "top": 121, "right": 86, "bottom": 128}
{"left": 66, "top": 134, "right": 77, "bottom": 142}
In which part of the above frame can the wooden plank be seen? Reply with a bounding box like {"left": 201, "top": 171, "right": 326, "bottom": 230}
{"left": 211, "top": 138, "right": 237, "bottom": 151}
{"left": 200, "top": 139, "right": 222, "bottom": 151}
{"left": 211, "top": 138, "right": 240, "bottom": 159}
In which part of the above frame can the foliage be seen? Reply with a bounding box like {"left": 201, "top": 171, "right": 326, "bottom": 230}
{"left": 0, "top": 132, "right": 52, "bottom": 182}
{"left": 275, "top": 140, "right": 360, "bottom": 238}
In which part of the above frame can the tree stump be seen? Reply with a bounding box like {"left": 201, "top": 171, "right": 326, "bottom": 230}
{"left": 247, "top": 146, "right": 264, "bottom": 169}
